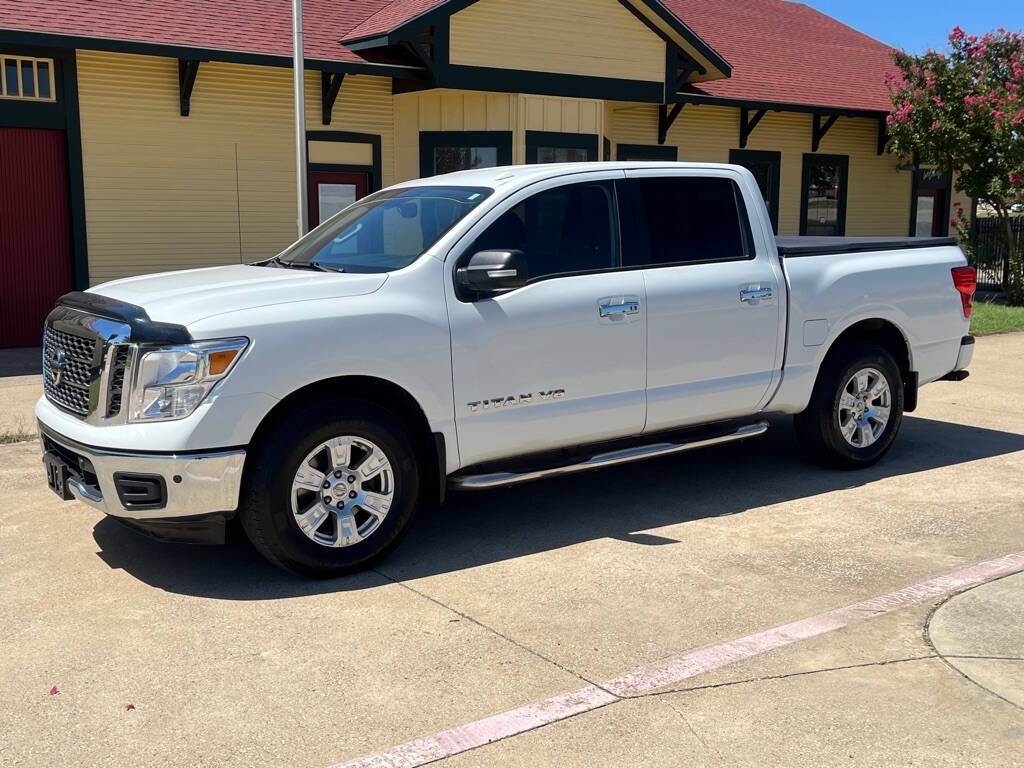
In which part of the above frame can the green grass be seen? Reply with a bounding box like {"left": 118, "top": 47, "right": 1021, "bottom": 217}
{"left": 0, "top": 431, "right": 36, "bottom": 445}
{"left": 971, "top": 300, "right": 1024, "bottom": 337}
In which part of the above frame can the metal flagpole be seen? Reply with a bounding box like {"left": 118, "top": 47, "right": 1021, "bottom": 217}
{"left": 291, "top": 0, "right": 309, "bottom": 237}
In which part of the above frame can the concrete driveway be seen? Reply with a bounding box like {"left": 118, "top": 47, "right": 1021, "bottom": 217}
{"left": 1, "top": 334, "right": 1023, "bottom": 767}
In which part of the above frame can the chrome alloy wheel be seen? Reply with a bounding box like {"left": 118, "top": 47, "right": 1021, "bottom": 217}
{"left": 837, "top": 367, "right": 892, "bottom": 448}
{"left": 290, "top": 436, "right": 395, "bottom": 548}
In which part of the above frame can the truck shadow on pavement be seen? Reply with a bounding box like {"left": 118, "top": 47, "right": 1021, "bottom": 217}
{"left": 91, "top": 414, "right": 1024, "bottom": 599}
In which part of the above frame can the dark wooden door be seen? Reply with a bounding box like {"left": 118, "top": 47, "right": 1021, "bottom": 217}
{"left": 308, "top": 171, "right": 370, "bottom": 229}
{"left": 0, "top": 127, "right": 73, "bottom": 348}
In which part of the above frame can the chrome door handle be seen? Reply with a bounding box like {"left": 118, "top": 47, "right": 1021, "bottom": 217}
{"left": 740, "top": 288, "right": 773, "bottom": 303}
{"left": 599, "top": 302, "right": 640, "bottom": 318}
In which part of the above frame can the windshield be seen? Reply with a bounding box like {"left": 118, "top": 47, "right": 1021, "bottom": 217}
{"left": 275, "top": 186, "right": 493, "bottom": 273}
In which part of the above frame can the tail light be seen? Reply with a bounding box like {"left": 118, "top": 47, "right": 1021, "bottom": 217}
{"left": 951, "top": 266, "right": 977, "bottom": 318}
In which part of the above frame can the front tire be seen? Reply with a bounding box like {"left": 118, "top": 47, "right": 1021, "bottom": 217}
{"left": 794, "top": 342, "right": 904, "bottom": 470}
{"left": 239, "top": 398, "right": 420, "bottom": 578}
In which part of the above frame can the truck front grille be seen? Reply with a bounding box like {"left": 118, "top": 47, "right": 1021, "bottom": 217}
{"left": 106, "top": 345, "right": 132, "bottom": 417}
{"left": 42, "top": 325, "right": 101, "bottom": 416}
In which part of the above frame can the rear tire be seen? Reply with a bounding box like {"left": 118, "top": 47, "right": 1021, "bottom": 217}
{"left": 794, "top": 342, "right": 904, "bottom": 470}
{"left": 239, "top": 397, "right": 420, "bottom": 578}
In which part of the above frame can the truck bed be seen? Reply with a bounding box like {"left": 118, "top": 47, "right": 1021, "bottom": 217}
{"left": 776, "top": 236, "right": 958, "bottom": 258}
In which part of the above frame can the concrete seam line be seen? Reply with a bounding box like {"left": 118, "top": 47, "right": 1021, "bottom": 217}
{"left": 331, "top": 550, "right": 1024, "bottom": 768}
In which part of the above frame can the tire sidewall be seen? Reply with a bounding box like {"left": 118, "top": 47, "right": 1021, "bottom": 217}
{"left": 244, "top": 398, "right": 420, "bottom": 576}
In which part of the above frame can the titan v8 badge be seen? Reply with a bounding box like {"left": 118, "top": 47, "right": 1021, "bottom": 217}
{"left": 467, "top": 389, "right": 565, "bottom": 412}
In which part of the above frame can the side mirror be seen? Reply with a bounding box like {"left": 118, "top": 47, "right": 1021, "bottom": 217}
{"left": 456, "top": 250, "right": 528, "bottom": 296}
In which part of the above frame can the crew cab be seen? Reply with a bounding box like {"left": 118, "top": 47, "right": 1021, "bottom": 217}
{"left": 36, "top": 162, "right": 977, "bottom": 577}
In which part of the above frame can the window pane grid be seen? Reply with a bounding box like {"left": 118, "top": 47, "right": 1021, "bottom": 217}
{"left": 0, "top": 55, "right": 56, "bottom": 101}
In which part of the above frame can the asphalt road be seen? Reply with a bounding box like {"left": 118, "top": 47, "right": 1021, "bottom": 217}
{"left": 1, "top": 334, "right": 1023, "bottom": 767}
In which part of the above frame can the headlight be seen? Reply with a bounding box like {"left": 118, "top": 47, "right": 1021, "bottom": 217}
{"left": 127, "top": 338, "right": 248, "bottom": 423}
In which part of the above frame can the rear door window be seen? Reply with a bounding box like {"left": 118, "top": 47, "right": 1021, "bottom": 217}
{"left": 619, "top": 176, "right": 753, "bottom": 267}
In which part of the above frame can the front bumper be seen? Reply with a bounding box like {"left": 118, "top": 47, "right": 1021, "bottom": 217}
{"left": 38, "top": 422, "right": 245, "bottom": 521}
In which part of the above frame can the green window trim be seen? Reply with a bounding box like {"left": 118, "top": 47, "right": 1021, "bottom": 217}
{"left": 617, "top": 144, "right": 678, "bottom": 162}
{"left": 800, "top": 153, "right": 849, "bottom": 237}
{"left": 525, "top": 131, "right": 599, "bottom": 164}
{"left": 419, "top": 130, "right": 513, "bottom": 178}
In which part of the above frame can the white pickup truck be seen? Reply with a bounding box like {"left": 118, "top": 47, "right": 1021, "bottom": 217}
{"left": 37, "top": 162, "right": 977, "bottom": 577}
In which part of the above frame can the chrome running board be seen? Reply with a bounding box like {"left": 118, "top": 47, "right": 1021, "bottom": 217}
{"left": 450, "top": 421, "right": 769, "bottom": 491}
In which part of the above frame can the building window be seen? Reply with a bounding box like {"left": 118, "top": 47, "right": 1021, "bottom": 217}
{"left": 526, "top": 131, "right": 599, "bottom": 164}
{"left": 617, "top": 144, "right": 678, "bottom": 162}
{"left": 419, "top": 131, "right": 513, "bottom": 177}
{"left": 0, "top": 55, "right": 56, "bottom": 101}
{"left": 730, "top": 149, "right": 781, "bottom": 234}
{"left": 800, "top": 154, "right": 848, "bottom": 236}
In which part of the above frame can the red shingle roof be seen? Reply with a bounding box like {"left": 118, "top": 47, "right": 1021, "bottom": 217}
{"left": 345, "top": 0, "right": 446, "bottom": 42}
{"left": 0, "top": 0, "right": 393, "bottom": 63}
{"left": 0, "top": 0, "right": 897, "bottom": 112}
{"left": 665, "top": 0, "right": 897, "bottom": 112}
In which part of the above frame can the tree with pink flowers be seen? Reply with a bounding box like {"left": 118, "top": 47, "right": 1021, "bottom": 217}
{"left": 886, "top": 27, "right": 1024, "bottom": 302}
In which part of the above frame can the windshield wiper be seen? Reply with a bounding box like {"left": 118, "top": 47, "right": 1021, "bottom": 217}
{"left": 266, "top": 255, "right": 341, "bottom": 273}
{"left": 310, "top": 262, "right": 345, "bottom": 273}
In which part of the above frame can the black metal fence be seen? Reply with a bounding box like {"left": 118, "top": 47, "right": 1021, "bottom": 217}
{"left": 971, "top": 216, "right": 1023, "bottom": 290}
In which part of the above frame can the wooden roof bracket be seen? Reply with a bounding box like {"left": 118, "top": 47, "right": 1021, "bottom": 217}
{"left": 659, "top": 102, "right": 685, "bottom": 145}
{"left": 321, "top": 72, "right": 345, "bottom": 125}
{"left": 178, "top": 59, "right": 200, "bottom": 116}
{"left": 739, "top": 108, "right": 767, "bottom": 148}
{"left": 812, "top": 113, "right": 839, "bottom": 152}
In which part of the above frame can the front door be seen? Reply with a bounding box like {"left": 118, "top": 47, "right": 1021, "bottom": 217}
{"left": 446, "top": 172, "right": 647, "bottom": 467}
{"left": 0, "top": 127, "right": 73, "bottom": 348}
{"left": 308, "top": 171, "right": 370, "bottom": 229}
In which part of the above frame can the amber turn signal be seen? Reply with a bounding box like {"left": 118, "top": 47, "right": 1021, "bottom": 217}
{"left": 208, "top": 349, "right": 240, "bottom": 376}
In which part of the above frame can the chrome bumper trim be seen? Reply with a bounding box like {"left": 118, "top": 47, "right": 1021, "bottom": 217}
{"left": 38, "top": 422, "right": 245, "bottom": 520}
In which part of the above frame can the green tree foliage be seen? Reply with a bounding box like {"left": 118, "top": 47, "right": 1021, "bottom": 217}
{"left": 887, "top": 27, "right": 1024, "bottom": 302}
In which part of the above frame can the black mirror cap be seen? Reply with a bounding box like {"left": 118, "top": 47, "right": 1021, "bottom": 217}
{"left": 457, "top": 249, "right": 528, "bottom": 296}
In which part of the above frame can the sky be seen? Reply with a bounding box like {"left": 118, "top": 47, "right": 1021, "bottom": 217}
{"left": 801, "top": 0, "right": 1024, "bottom": 53}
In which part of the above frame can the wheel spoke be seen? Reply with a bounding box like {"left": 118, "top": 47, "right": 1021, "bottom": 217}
{"left": 868, "top": 378, "right": 889, "bottom": 402}
{"left": 859, "top": 420, "right": 878, "bottom": 447}
{"left": 335, "top": 507, "right": 362, "bottom": 546}
{"left": 356, "top": 449, "right": 388, "bottom": 481}
{"left": 869, "top": 405, "right": 891, "bottom": 425}
{"left": 327, "top": 437, "right": 353, "bottom": 471}
{"left": 841, "top": 417, "right": 858, "bottom": 441}
{"left": 295, "top": 501, "right": 331, "bottom": 536}
{"left": 854, "top": 372, "right": 870, "bottom": 395}
{"left": 359, "top": 491, "right": 393, "bottom": 519}
{"left": 293, "top": 463, "right": 326, "bottom": 493}
{"left": 839, "top": 391, "right": 859, "bottom": 411}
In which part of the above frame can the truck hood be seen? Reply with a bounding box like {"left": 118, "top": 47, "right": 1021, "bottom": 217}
{"left": 89, "top": 264, "right": 388, "bottom": 326}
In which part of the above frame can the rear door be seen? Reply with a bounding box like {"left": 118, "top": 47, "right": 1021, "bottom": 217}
{"left": 620, "top": 169, "right": 783, "bottom": 432}
{"left": 446, "top": 171, "right": 647, "bottom": 466}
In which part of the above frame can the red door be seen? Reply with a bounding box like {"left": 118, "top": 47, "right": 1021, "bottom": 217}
{"left": 308, "top": 171, "right": 370, "bottom": 229}
{"left": 0, "top": 127, "right": 73, "bottom": 348}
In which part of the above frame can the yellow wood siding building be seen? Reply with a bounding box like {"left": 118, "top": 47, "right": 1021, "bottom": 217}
{"left": 2, "top": 0, "right": 966, "bottom": 311}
